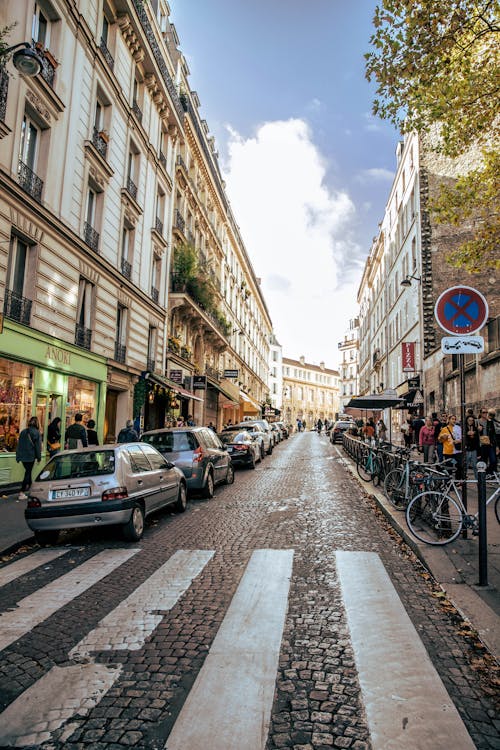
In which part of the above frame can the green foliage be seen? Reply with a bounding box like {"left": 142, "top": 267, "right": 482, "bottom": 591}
{"left": 365, "top": 1, "right": 500, "bottom": 271}
{"left": 172, "top": 243, "right": 230, "bottom": 331}
{"left": 172, "top": 243, "right": 197, "bottom": 285}
{"left": 0, "top": 24, "right": 18, "bottom": 70}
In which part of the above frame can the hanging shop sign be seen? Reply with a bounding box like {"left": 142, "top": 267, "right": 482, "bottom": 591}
{"left": 193, "top": 375, "right": 207, "bottom": 390}
{"left": 223, "top": 369, "right": 239, "bottom": 379}
{"left": 401, "top": 342, "right": 415, "bottom": 372}
{"left": 169, "top": 369, "right": 183, "bottom": 383}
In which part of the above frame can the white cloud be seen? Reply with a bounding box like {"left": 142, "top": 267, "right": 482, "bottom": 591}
{"left": 356, "top": 167, "right": 394, "bottom": 183}
{"left": 223, "top": 118, "right": 361, "bottom": 368}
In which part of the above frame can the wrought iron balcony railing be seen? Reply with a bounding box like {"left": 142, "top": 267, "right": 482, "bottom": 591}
{"left": 155, "top": 216, "right": 163, "bottom": 235}
{"left": 0, "top": 68, "right": 8, "bottom": 122}
{"left": 114, "top": 341, "right": 126, "bottom": 363}
{"left": 146, "top": 357, "right": 155, "bottom": 373}
{"left": 4, "top": 289, "right": 32, "bottom": 326}
{"left": 174, "top": 208, "right": 185, "bottom": 234}
{"left": 75, "top": 323, "right": 92, "bottom": 350}
{"left": 18, "top": 161, "right": 43, "bottom": 202}
{"left": 132, "top": 99, "right": 142, "bottom": 123}
{"left": 126, "top": 177, "right": 138, "bottom": 201}
{"left": 92, "top": 127, "right": 108, "bottom": 159}
{"left": 83, "top": 222, "right": 99, "bottom": 252}
{"left": 121, "top": 258, "right": 132, "bottom": 279}
{"left": 99, "top": 38, "right": 114, "bottom": 70}
{"left": 159, "top": 150, "right": 167, "bottom": 168}
{"left": 40, "top": 54, "right": 55, "bottom": 87}
{"left": 151, "top": 286, "right": 159, "bottom": 304}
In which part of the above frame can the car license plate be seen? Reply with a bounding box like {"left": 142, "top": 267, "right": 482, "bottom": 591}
{"left": 227, "top": 447, "right": 233, "bottom": 452}
{"left": 52, "top": 487, "right": 91, "bottom": 500}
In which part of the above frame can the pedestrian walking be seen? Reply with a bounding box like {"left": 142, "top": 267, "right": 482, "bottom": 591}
{"left": 16, "top": 417, "right": 42, "bottom": 500}
{"left": 86, "top": 419, "right": 99, "bottom": 446}
{"left": 65, "top": 413, "right": 88, "bottom": 449}
{"left": 419, "top": 417, "right": 435, "bottom": 464}
{"left": 117, "top": 419, "right": 139, "bottom": 443}
{"left": 432, "top": 412, "right": 444, "bottom": 462}
{"left": 465, "top": 415, "right": 480, "bottom": 479}
{"left": 47, "top": 417, "right": 62, "bottom": 457}
{"left": 438, "top": 415, "right": 462, "bottom": 477}
{"left": 478, "top": 408, "right": 498, "bottom": 475}
{"left": 400, "top": 418, "right": 412, "bottom": 448}
{"left": 377, "top": 420, "right": 387, "bottom": 442}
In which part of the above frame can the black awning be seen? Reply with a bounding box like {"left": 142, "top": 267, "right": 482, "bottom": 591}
{"left": 346, "top": 393, "right": 405, "bottom": 410}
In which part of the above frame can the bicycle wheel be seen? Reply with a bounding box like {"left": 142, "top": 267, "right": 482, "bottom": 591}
{"left": 406, "top": 491, "right": 463, "bottom": 545}
{"left": 383, "top": 469, "right": 403, "bottom": 502}
{"left": 357, "top": 450, "right": 373, "bottom": 482}
{"left": 495, "top": 494, "right": 500, "bottom": 525}
{"left": 371, "top": 456, "right": 382, "bottom": 485}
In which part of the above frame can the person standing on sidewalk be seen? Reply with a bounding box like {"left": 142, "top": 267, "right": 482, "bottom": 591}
{"left": 86, "top": 419, "right": 99, "bottom": 446}
{"left": 16, "top": 417, "right": 42, "bottom": 500}
{"left": 419, "top": 416, "right": 435, "bottom": 463}
{"left": 65, "top": 413, "right": 88, "bottom": 449}
{"left": 465, "top": 415, "right": 480, "bottom": 479}
{"left": 117, "top": 419, "right": 139, "bottom": 443}
{"left": 438, "top": 415, "right": 462, "bottom": 477}
{"left": 478, "top": 409, "right": 498, "bottom": 475}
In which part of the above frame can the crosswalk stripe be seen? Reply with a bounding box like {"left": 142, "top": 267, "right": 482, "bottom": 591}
{"left": 0, "top": 548, "right": 139, "bottom": 653}
{"left": 336, "top": 551, "right": 476, "bottom": 750}
{"left": 0, "top": 549, "right": 214, "bottom": 748}
{"left": 165, "top": 548, "right": 294, "bottom": 750}
{"left": 70, "top": 549, "right": 214, "bottom": 659}
{"left": 0, "top": 549, "right": 69, "bottom": 588}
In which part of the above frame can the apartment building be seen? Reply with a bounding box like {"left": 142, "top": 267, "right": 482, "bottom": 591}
{"left": 282, "top": 356, "right": 339, "bottom": 429}
{"left": 337, "top": 317, "right": 359, "bottom": 413}
{"left": 0, "top": 0, "right": 273, "bottom": 486}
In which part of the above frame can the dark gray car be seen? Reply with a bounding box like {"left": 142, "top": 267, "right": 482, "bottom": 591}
{"left": 141, "top": 427, "right": 234, "bottom": 498}
{"left": 25, "top": 443, "right": 187, "bottom": 545}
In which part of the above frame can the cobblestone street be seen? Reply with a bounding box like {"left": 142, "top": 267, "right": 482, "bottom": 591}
{"left": 0, "top": 432, "right": 498, "bottom": 749}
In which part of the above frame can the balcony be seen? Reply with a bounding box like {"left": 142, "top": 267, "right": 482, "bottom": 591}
{"left": 174, "top": 209, "right": 185, "bottom": 234}
{"left": 146, "top": 357, "right": 155, "bottom": 373}
{"left": 83, "top": 222, "right": 99, "bottom": 252}
{"left": 40, "top": 54, "right": 56, "bottom": 87}
{"left": 92, "top": 127, "right": 108, "bottom": 159}
{"left": 155, "top": 216, "right": 163, "bottom": 236}
{"left": 0, "top": 68, "right": 8, "bottom": 122}
{"left": 121, "top": 258, "right": 132, "bottom": 280}
{"left": 126, "top": 177, "right": 138, "bottom": 201}
{"left": 3, "top": 290, "right": 32, "bottom": 326}
{"left": 114, "top": 341, "right": 126, "bottom": 364}
{"left": 99, "top": 38, "right": 114, "bottom": 70}
{"left": 75, "top": 323, "right": 92, "bottom": 350}
{"left": 132, "top": 99, "right": 143, "bottom": 123}
{"left": 151, "top": 286, "right": 159, "bottom": 304}
{"left": 159, "top": 150, "right": 167, "bottom": 168}
{"left": 18, "top": 161, "right": 43, "bottom": 202}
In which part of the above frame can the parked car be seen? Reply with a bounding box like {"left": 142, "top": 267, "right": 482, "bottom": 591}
{"left": 330, "top": 420, "right": 354, "bottom": 444}
{"left": 239, "top": 419, "right": 274, "bottom": 454}
{"left": 218, "top": 429, "right": 261, "bottom": 469}
{"left": 141, "top": 426, "right": 234, "bottom": 498}
{"left": 24, "top": 443, "right": 187, "bottom": 545}
{"left": 270, "top": 423, "right": 282, "bottom": 444}
{"left": 275, "top": 421, "right": 289, "bottom": 439}
{"left": 226, "top": 423, "right": 266, "bottom": 459}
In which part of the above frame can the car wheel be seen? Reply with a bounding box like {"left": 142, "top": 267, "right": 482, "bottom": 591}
{"left": 174, "top": 482, "right": 187, "bottom": 513}
{"left": 260, "top": 444, "right": 265, "bottom": 460}
{"left": 34, "top": 529, "right": 59, "bottom": 546}
{"left": 123, "top": 504, "right": 144, "bottom": 541}
{"left": 225, "top": 464, "right": 235, "bottom": 485}
{"left": 267, "top": 443, "right": 273, "bottom": 455}
{"left": 203, "top": 470, "right": 214, "bottom": 498}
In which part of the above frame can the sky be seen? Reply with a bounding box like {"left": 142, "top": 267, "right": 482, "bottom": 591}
{"left": 168, "top": 0, "right": 399, "bottom": 369}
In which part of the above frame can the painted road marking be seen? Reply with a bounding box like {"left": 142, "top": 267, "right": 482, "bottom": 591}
{"left": 0, "top": 549, "right": 139, "bottom": 652}
{"left": 0, "top": 550, "right": 214, "bottom": 747}
{"left": 0, "top": 549, "right": 68, "bottom": 588}
{"left": 336, "top": 551, "right": 476, "bottom": 750}
{"left": 70, "top": 549, "right": 214, "bottom": 659}
{"left": 165, "top": 548, "right": 294, "bottom": 750}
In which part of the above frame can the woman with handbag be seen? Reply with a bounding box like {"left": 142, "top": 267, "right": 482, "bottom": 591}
{"left": 16, "top": 417, "right": 42, "bottom": 500}
{"left": 47, "top": 417, "right": 62, "bottom": 457}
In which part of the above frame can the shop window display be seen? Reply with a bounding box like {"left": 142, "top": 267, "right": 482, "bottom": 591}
{"left": 66, "top": 376, "right": 97, "bottom": 428}
{"left": 0, "top": 359, "right": 33, "bottom": 452}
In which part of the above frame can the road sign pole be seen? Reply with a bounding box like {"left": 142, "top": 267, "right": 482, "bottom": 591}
{"left": 459, "top": 353, "right": 468, "bottom": 538}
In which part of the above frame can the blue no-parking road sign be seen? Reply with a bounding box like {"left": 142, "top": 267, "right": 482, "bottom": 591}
{"left": 434, "top": 286, "right": 488, "bottom": 335}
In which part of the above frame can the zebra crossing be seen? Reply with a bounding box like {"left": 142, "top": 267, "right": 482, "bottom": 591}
{"left": 0, "top": 547, "right": 476, "bottom": 749}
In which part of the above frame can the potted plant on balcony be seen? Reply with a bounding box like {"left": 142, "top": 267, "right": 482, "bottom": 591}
{"left": 172, "top": 242, "right": 197, "bottom": 291}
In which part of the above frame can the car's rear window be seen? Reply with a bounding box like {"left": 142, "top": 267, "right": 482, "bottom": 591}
{"left": 219, "top": 431, "right": 250, "bottom": 444}
{"left": 37, "top": 451, "right": 115, "bottom": 481}
{"left": 335, "top": 422, "right": 352, "bottom": 429}
{"left": 142, "top": 431, "right": 197, "bottom": 452}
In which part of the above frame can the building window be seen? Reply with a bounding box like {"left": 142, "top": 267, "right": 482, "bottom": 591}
{"left": 0, "top": 358, "right": 34, "bottom": 452}
{"left": 126, "top": 148, "right": 139, "bottom": 200}
{"left": 115, "top": 304, "right": 127, "bottom": 363}
{"left": 83, "top": 187, "right": 100, "bottom": 251}
{"left": 4, "top": 237, "right": 34, "bottom": 325}
{"left": 18, "top": 114, "right": 44, "bottom": 201}
{"left": 151, "top": 254, "right": 161, "bottom": 303}
{"left": 120, "top": 224, "right": 134, "bottom": 279}
{"left": 155, "top": 188, "right": 165, "bottom": 235}
{"left": 147, "top": 326, "right": 156, "bottom": 372}
{"left": 100, "top": 12, "right": 114, "bottom": 69}
{"left": 132, "top": 76, "right": 143, "bottom": 123}
{"left": 75, "top": 277, "right": 94, "bottom": 350}
{"left": 66, "top": 376, "right": 97, "bottom": 426}
{"left": 487, "top": 316, "right": 499, "bottom": 353}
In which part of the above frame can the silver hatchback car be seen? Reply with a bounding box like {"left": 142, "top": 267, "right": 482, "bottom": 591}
{"left": 24, "top": 443, "right": 187, "bottom": 545}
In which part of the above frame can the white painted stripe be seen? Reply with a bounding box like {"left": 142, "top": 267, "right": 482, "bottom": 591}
{"left": 336, "top": 551, "right": 476, "bottom": 750}
{"left": 165, "top": 548, "right": 294, "bottom": 750}
{"left": 0, "top": 549, "right": 68, "bottom": 588}
{"left": 0, "top": 549, "right": 139, "bottom": 652}
{"left": 70, "top": 549, "right": 214, "bottom": 659}
{"left": 0, "top": 663, "right": 121, "bottom": 748}
{"left": 0, "top": 550, "right": 214, "bottom": 747}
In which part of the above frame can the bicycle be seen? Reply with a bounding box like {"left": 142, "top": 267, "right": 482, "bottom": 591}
{"left": 406, "top": 471, "right": 500, "bottom": 545}
{"left": 383, "top": 459, "right": 449, "bottom": 510}
{"left": 356, "top": 444, "right": 381, "bottom": 484}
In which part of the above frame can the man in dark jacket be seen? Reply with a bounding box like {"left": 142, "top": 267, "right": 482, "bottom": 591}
{"left": 65, "top": 413, "right": 88, "bottom": 449}
{"left": 16, "top": 417, "right": 42, "bottom": 500}
{"left": 117, "top": 420, "right": 139, "bottom": 443}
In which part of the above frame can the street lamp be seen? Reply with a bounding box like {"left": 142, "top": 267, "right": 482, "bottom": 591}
{"left": 1, "top": 43, "right": 44, "bottom": 78}
{"left": 401, "top": 274, "right": 421, "bottom": 288}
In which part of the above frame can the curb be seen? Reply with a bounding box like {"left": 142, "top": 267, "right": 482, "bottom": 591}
{"left": 0, "top": 535, "right": 36, "bottom": 558}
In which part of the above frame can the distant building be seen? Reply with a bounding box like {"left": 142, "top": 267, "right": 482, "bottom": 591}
{"left": 338, "top": 318, "right": 359, "bottom": 413}
{"left": 282, "top": 356, "right": 339, "bottom": 428}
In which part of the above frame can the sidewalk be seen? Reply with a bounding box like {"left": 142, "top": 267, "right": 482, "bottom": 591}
{"left": 342, "top": 454, "right": 500, "bottom": 663}
{"left": 0, "top": 489, "right": 34, "bottom": 555}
